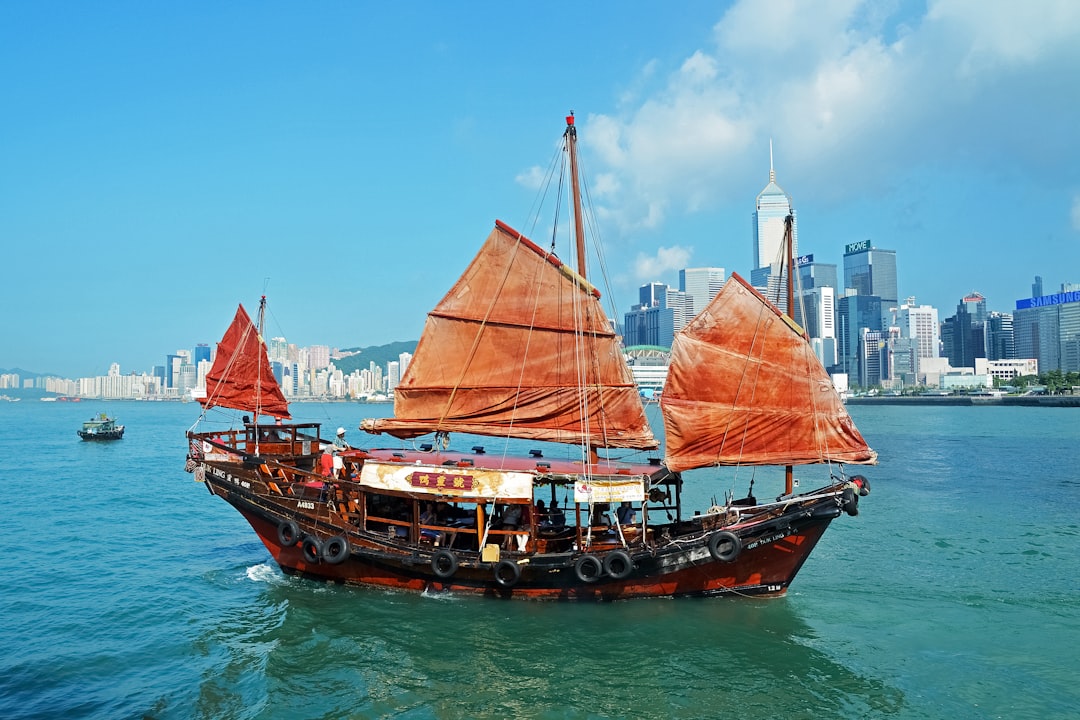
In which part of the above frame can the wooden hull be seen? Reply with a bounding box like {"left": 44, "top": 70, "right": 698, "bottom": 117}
{"left": 196, "top": 454, "right": 845, "bottom": 601}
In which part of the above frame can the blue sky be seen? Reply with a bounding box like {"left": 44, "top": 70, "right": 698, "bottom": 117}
{"left": 3, "top": 1, "right": 1079, "bottom": 379}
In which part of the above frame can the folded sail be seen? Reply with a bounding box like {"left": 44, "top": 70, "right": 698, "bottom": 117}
{"left": 200, "top": 304, "right": 291, "bottom": 419}
{"left": 366, "top": 221, "right": 657, "bottom": 449}
{"left": 661, "top": 273, "right": 875, "bottom": 471}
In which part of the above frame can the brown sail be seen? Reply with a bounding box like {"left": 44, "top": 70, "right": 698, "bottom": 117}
{"left": 365, "top": 220, "right": 656, "bottom": 449}
{"left": 661, "top": 272, "right": 875, "bottom": 471}
{"left": 200, "top": 303, "right": 290, "bottom": 419}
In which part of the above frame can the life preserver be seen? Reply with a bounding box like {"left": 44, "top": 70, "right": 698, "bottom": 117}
{"left": 323, "top": 535, "right": 350, "bottom": 564}
{"left": 603, "top": 550, "right": 633, "bottom": 580}
{"left": 277, "top": 520, "right": 301, "bottom": 547}
{"left": 302, "top": 536, "right": 323, "bottom": 564}
{"left": 708, "top": 531, "right": 741, "bottom": 562}
{"left": 842, "top": 486, "right": 860, "bottom": 516}
{"left": 432, "top": 549, "right": 458, "bottom": 579}
{"left": 494, "top": 559, "right": 520, "bottom": 588}
{"left": 574, "top": 554, "right": 603, "bottom": 583}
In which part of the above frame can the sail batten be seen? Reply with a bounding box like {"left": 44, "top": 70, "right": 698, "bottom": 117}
{"left": 365, "top": 222, "right": 657, "bottom": 450}
{"left": 662, "top": 273, "right": 875, "bottom": 471}
{"left": 199, "top": 304, "right": 290, "bottom": 419}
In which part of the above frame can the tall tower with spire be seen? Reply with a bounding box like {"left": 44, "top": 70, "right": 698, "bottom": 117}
{"left": 751, "top": 140, "right": 797, "bottom": 302}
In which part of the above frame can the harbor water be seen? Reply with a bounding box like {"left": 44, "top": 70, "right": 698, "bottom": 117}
{"left": 1, "top": 400, "right": 1077, "bottom": 719}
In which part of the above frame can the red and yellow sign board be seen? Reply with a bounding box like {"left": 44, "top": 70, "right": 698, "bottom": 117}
{"left": 408, "top": 471, "right": 474, "bottom": 491}
{"left": 358, "top": 460, "right": 533, "bottom": 500}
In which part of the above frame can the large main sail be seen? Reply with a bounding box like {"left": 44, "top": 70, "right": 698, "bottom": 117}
{"left": 661, "top": 273, "right": 875, "bottom": 472}
{"left": 200, "top": 303, "right": 290, "bottom": 419}
{"left": 364, "top": 221, "right": 656, "bottom": 450}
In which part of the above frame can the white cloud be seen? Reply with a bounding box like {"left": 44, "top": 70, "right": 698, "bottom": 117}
{"left": 635, "top": 245, "right": 693, "bottom": 281}
{"left": 584, "top": 0, "right": 1080, "bottom": 229}
{"left": 515, "top": 165, "right": 547, "bottom": 191}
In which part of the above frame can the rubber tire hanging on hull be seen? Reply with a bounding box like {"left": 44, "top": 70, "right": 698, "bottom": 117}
{"left": 708, "top": 531, "right": 742, "bottom": 562}
{"left": 432, "top": 549, "right": 458, "bottom": 579}
{"left": 493, "top": 559, "right": 520, "bottom": 588}
{"left": 323, "top": 535, "right": 350, "bottom": 565}
{"left": 602, "top": 550, "right": 633, "bottom": 580}
{"left": 574, "top": 554, "right": 603, "bottom": 583}
{"left": 302, "top": 536, "right": 323, "bottom": 564}
{"left": 842, "top": 486, "right": 860, "bottom": 516}
{"left": 277, "top": 520, "right": 301, "bottom": 547}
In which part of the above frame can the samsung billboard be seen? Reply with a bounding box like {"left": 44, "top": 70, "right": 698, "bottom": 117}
{"left": 1016, "top": 290, "right": 1080, "bottom": 310}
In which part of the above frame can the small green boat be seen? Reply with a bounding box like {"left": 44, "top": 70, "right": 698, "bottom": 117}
{"left": 78, "top": 413, "right": 125, "bottom": 441}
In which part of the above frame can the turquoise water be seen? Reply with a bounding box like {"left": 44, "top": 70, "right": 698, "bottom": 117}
{"left": 0, "top": 400, "right": 1077, "bottom": 719}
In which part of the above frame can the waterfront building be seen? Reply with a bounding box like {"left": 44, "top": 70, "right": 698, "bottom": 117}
{"left": 268, "top": 337, "right": 288, "bottom": 365}
{"left": 751, "top": 142, "right": 797, "bottom": 303}
{"left": 836, "top": 293, "right": 882, "bottom": 385}
{"left": 843, "top": 240, "right": 897, "bottom": 329}
{"left": 975, "top": 358, "right": 1038, "bottom": 382}
{"left": 625, "top": 346, "right": 670, "bottom": 396}
{"left": 797, "top": 256, "right": 838, "bottom": 292}
{"left": 858, "top": 328, "right": 887, "bottom": 388}
{"left": 942, "top": 293, "right": 988, "bottom": 369}
{"left": 309, "top": 345, "right": 330, "bottom": 370}
{"left": 986, "top": 311, "right": 1015, "bottom": 361}
{"left": 193, "top": 343, "right": 211, "bottom": 367}
{"left": 896, "top": 298, "right": 940, "bottom": 371}
{"left": 1014, "top": 286, "right": 1080, "bottom": 373}
{"left": 679, "top": 267, "right": 725, "bottom": 318}
{"left": 624, "top": 283, "right": 677, "bottom": 348}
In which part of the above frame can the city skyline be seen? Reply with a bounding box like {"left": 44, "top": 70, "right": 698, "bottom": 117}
{"left": 3, "top": 2, "right": 1080, "bottom": 378}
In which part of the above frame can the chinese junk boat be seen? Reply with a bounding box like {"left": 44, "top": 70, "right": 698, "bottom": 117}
{"left": 79, "top": 413, "right": 125, "bottom": 440}
{"left": 185, "top": 115, "right": 875, "bottom": 600}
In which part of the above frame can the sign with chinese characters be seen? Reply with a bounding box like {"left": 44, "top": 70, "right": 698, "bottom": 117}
{"left": 574, "top": 476, "right": 646, "bottom": 504}
{"left": 358, "top": 460, "right": 533, "bottom": 500}
{"left": 408, "top": 471, "right": 474, "bottom": 492}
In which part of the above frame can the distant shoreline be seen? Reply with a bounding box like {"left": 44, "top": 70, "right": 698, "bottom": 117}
{"left": 846, "top": 395, "right": 1080, "bottom": 407}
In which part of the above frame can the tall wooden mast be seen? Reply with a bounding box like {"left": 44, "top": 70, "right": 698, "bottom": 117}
{"left": 784, "top": 214, "right": 795, "bottom": 496}
{"left": 565, "top": 113, "right": 587, "bottom": 278}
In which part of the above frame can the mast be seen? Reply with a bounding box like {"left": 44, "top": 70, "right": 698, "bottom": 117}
{"left": 256, "top": 295, "right": 267, "bottom": 423}
{"left": 565, "top": 113, "right": 587, "bottom": 278}
{"left": 565, "top": 112, "right": 600, "bottom": 465}
{"left": 783, "top": 215, "right": 795, "bottom": 495}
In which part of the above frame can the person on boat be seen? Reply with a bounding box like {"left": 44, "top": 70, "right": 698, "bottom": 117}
{"left": 499, "top": 503, "right": 523, "bottom": 549}
{"left": 616, "top": 501, "right": 636, "bottom": 525}
{"left": 548, "top": 499, "right": 566, "bottom": 528}
{"left": 331, "top": 427, "right": 350, "bottom": 452}
{"left": 591, "top": 503, "right": 611, "bottom": 528}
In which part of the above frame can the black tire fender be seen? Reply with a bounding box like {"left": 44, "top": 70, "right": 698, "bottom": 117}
{"left": 574, "top": 554, "right": 603, "bottom": 583}
{"left": 843, "top": 486, "right": 860, "bottom": 516}
{"left": 323, "top": 534, "right": 350, "bottom": 564}
{"left": 277, "top": 520, "right": 301, "bottom": 547}
{"left": 494, "top": 559, "right": 520, "bottom": 588}
{"left": 432, "top": 549, "right": 458, "bottom": 579}
{"left": 302, "top": 536, "right": 323, "bottom": 564}
{"left": 603, "top": 550, "right": 633, "bottom": 580}
{"left": 708, "top": 530, "right": 742, "bottom": 563}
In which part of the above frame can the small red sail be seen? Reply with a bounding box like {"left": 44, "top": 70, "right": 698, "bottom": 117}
{"left": 661, "top": 273, "right": 875, "bottom": 472}
{"left": 200, "top": 304, "right": 291, "bottom": 419}
{"left": 366, "top": 221, "right": 656, "bottom": 450}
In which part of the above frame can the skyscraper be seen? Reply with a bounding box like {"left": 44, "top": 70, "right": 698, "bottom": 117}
{"left": 843, "top": 240, "right": 897, "bottom": 328}
{"left": 751, "top": 142, "right": 796, "bottom": 303}
{"left": 896, "top": 298, "right": 940, "bottom": 365}
{"left": 679, "top": 267, "right": 725, "bottom": 317}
